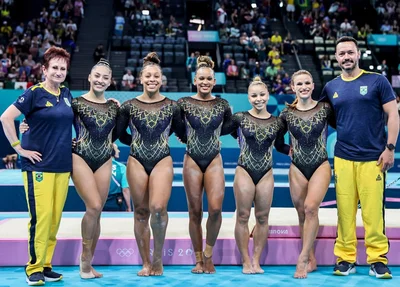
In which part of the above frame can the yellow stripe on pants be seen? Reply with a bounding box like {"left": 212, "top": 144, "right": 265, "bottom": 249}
{"left": 333, "top": 157, "right": 389, "bottom": 265}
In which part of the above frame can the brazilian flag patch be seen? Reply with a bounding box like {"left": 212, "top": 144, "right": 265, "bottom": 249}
{"left": 35, "top": 172, "right": 44, "bottom": 182}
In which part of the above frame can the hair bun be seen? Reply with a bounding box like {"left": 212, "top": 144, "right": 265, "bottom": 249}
{"left": 197, "top": 55, "right": 214, "bottom": 69}
{"left": 252, "top": 76, "right": 262, "bottom": 82}
{"left": 97, "top": 58, "right": 110, "bottom": 67}
{"left": 143, "top": 52, "right": 161, "bottom": 65}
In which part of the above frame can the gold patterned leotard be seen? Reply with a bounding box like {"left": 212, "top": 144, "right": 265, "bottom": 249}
{"left": 178, "top": 96, "right": 232, "bottom": 173}
{"left": 72, "top": 97, "right": 119, "bottom": 172}
{"left": 231, "top": 112, "right": 289, "bottom": 184}
{"left": 116, "top": 97, "right": 183, "bottom": 175}
{"left": 279, "top": 102, "right": 333, "bottom": 180}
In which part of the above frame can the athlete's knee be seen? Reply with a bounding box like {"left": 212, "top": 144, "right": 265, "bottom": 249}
{"left": 304, "top": 203, "right": 318, "bottom": 219}
{"left": 150, "top": 205, "right": 167, "bottom": 219}
{"left": 207, "top": 208, "right": 222, "bottom": 222}
{"left": 134, "top": 207, "right": 150, "bottom": 221}
{"left": 236, "top": 209, "right": 250, "bottom": 225}
{"left": 86, "top": 200, "right": 103, "bottom": 217}
{"left": 255, "top": 211, "right": 269, "bottom": 225}
{"left": 189, "top": 210, "right": 202, "bottom": 225}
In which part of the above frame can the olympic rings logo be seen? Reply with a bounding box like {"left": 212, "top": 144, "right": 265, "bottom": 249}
{"left": 116, "top": 248, "right": 135, "bottom": 257}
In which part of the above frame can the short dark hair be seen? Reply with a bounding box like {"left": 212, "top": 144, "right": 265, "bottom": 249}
{"left": 336, "top": 36, "right": 359, "bottom": 49}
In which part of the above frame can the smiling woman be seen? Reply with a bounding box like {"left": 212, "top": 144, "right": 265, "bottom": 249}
{"left": 0, "top": 46, "right": 73, "bottom": 285}
{"left": 177, "top": 55, "right": 233, "bottom": 274}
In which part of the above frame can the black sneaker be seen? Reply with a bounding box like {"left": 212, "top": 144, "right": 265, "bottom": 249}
{"left": 25, "top": 272, "right": 45, "bottom": 286}
{"left": 333, "top": 261, "right": 356, "bottom": 276}
{"left": 43, "top": 267, "right": 63, "bottom": 282}
{"left": 369, "top": 262, "right": 392, "bottom": 279}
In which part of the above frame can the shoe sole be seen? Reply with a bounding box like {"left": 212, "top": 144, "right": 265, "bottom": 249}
{"left": 44, "top": 275, "right": 63, "bottom": 282}
{"left": 25, "top": 277, "right": 45, "bottom": 286}
{"left": 333, "top": 267, "right": 356, "bottom": 276}
{"left": 369, "top": 269, "right": 392, "bottom": 279}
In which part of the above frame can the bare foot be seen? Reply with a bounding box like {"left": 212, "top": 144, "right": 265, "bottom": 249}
{"left": 150, "top": 260, "right": 163, "bottom": 276}
{"left": 203, "top": 253, "right": 216, "bottom": 274}
{"left": 294, "top": 256, "right": 308, "bottom": 279}
{"left": 80, "top": 255, "right": 95, "bottom": 279}
{"left": 252, "top": 263, "right": 264, "bottom": 274}
{"left": 242, "top": 262, "right": 254, "bottom": 274}
{"left": 137, "top": 264, "right": 152, "bottom": 276}
{"left": 307, "top": 257, "right": 317, "bottom": 273}
{"left": 191, "top": 262, "right": 204, "bottom": 274}
{"left": 91, "top": 267, "right": 103, "bottom": 278}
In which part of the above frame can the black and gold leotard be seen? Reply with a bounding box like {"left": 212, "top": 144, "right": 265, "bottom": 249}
{"left": 231, "top": 112, "right": 289, "bottom": 185}
{"left": 72, "top": 97, "right": 118, "bottom": 172}
{"left": 279, "top": 102, "right": 333, "bottom": 180}
{"left": 178, "top": 96, "right": 232, "bottom": 173}
{"left": 116, "top": 97, "right": 183, "bottom": 175}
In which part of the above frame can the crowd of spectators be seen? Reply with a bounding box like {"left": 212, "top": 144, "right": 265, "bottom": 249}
{"left": 0, "top": 0, "right": 83, "bottom": 89}
{"left": 215, "top": 1, "right": 294, "bottom": 94}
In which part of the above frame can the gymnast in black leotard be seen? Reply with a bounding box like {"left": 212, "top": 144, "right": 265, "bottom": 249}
{"left": 115, "top": 52, "right": 184, "bottom": 277}
{"left": 117, "top": 97, "right": 182, "bottom": 176}
{"left": 279, "top": 101, "right": 332, "bottom": 180}
{"left": 232, "top": 111, "right": 289, "bottom": 185}
{"left": 230, "top": 76, "right": 289, "bottom": 274}
{"left": 178, "top": 56, "right": 232, "bottom": 274}
{"left": 279, "top": 70, "right": 335, "bottom": 279}
{"left": 72, "top": 97, "right": 118, "bottom": 172}
{"left": 178, "top": 96, "right": 231, "bottom": 172}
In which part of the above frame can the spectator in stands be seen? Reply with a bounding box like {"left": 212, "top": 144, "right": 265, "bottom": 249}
{"left": 357, "top": 26, "right": 367, "bottom": 39}
{"left": 381, "top": 20, "right": 391, "bottom": 33}
{"left": 272, "top": 54, "right": 282, "bottom": 70}
{"left": 251, "top": 61, "right": 264, "bottom": 79}
{"left": 386, "top": 1, "right": 396, "bottom": 16}
{"left": 1, "top": 53, "right": 11, "bottom": 74}
{"left": 239, "top": 63, "right": 249, "bottom": 81}
{"left": 255, "top": 40, "right": 267, "bottom": 62}
{"left": 114, "top": 11, "right": 125, "bottom": 36}
{"left": 391, "top": 20, "right": 399, "bottom": 34}
{"left": 287, "top": 0, "right": 296, "bottom": 21}
{"left": 282, "top": 73, "right": 291, "bottom": 86}
{"left": 340, "top": 19, "right": 352, "bottom": 36}
{"left": 271, "top": 31, "right": 282, "bottom": 46}
{"left": 328, "top": 1, "right": 340, "bottom": 16}
{"left": 93, "top": 44, "right": 105, "bottom": 63}
{"left": 350, "top": 20, "right": 358, "bottom": 37}
{"left": 312, "top": 0, "right": 320, "bottom": 19}
{"left": 376, "top": 3, "right": 386, "bottom": 16}
{"left": 265, "top": 65, "right": 278, "bottom": 81}
{"left": 240, "top": 32, "right": 250, "bottom": 45}
{"left": 20, "top": 55, "right": 35, "bottom": 77}
{"left": 217, "top": 4, "right": 227, "bottom": 27}
{"left": 186, "top": 52, "right": 195, "bottom": 72}
{"left": 62, "top": 0, "right": 74, "bottom": 19}
{"left": 52, "top": 7, "right": 61, "bottom": 19}
{"left": 321, "top": 55, "right": 332, "bottom": 70}
{"left": 122, "top": 69, "right": 135, "bottom": 90}
{"left": 226, "top": 59, "right": 239, "bottom": 78}
{"left": 222, "top": 54, "right": 232, "bottom": 72}
{"left": 268, "top": 46, "right": 279, "bottom": 60}
{"left": 1, "top": 21, "right": 12, "bottom": 41}
{"left": 231, "top": 8, "right": 238, "bottom": 27}
{"left": 74, "top": 0, "right": 84, "bottom": 19}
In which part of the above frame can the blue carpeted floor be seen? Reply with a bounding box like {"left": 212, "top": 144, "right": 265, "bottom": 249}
{"left": 0, "top": 266, "right": 399, "bottom": 287}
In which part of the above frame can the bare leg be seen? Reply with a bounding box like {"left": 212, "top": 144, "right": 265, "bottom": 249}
{"left": 252, "top": 170, "right": 274, "bottom": 274}
{"left": 203, "top": 155, "right": 225, "bottom": 274}
{"left": 127, "top": 157, "right": 151, "bottom": 276}
{"left": 183, "top": 155, "right": 204, "bottom": 274}
{"left": 288, "top": 164, "right": 308, "bottom": 279}
{"left": 233, "top": 167, "right": 255, "bottom": 274}
{"left": 148, "top": 157, "right": 173, "bottom": 276}
{"left": 72, "top": 155, "right": 111, "bottom": 279}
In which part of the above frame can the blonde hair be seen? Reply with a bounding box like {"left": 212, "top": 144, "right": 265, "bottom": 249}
{"left": 140, "top": 52, "right": 162, "bottom": 75}
{"left": 248, "top": 76, "right": 268, "bottom": 91}
{"left": 287, "top": 70, "right": 313, "bottom": 108}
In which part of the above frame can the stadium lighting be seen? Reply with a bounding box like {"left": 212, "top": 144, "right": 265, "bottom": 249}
{"left": 142, "top": 10, "right": 149, "bottom": 15}
{"left": 365, "top": 50, "right": 371, "bottom": 55}
{"left": 369, "top": 65, "right": 374, "bottom": 70}
{"left": 279, "top": 1, "right": 284, "bottom": 7}
{"left": 251, "top": 3, "right": 257, "bottom": 8}
{"left": 377, "top": 65, "right": 382, "bottom": 70}
{"left": 190, "top": 18, "right": 204, "bottom": 25}
{"left": 197, "top": 24, "right": 202, "bottom": 31}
